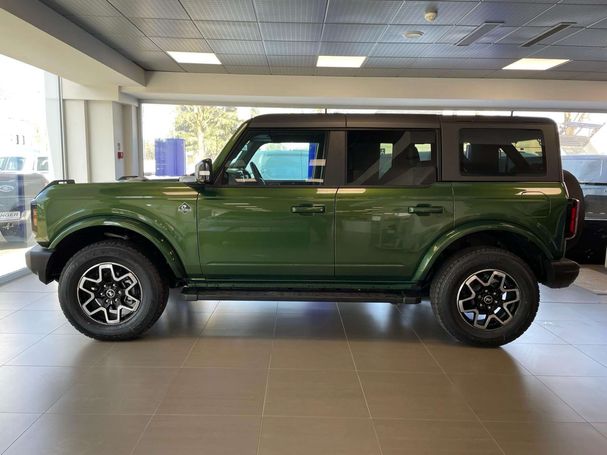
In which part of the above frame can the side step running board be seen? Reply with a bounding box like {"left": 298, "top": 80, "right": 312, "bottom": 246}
{"left": 181, "top": 288, "right": 421, "bottom": 304}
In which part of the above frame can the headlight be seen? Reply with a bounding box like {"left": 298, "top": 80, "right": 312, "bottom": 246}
{"left": 31, "top": 202, "right": 38, "bottom": 234}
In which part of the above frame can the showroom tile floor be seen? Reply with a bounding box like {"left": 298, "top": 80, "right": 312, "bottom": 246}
{"left": 1, "top": 275, "right": 607, "bottom": 454}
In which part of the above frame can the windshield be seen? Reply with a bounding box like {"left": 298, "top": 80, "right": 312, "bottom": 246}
{"left": 562, "top": 156, "right": 606, "bottom": 184}
{"left": 0, "top": 156, "right": 25, "bottom": 171}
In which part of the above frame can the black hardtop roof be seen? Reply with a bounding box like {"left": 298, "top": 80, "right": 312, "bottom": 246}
{"left": 247, "top": 113, "right": 557, "bottom": 129}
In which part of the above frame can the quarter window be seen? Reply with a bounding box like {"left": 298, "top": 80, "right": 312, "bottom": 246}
{"left": 223, "top": 131, "right": 326, "bottom": 185}
{"left": 347, "top": 130, "right": 436, "bottom": 186}
{"left": 460, "top": 128, "right": 545, "bottom": 176}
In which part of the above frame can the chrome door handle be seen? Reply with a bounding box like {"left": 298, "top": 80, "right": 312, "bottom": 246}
{"left": 291, "top": 204, "right": 325, "bottom": 214}
{"left": 408, "top": 205, "right": 444, "bottom": 215}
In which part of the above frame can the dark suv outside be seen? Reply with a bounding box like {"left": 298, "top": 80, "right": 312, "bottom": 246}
{"left": 26, "top": 114, "right": 580, "bottom": 347}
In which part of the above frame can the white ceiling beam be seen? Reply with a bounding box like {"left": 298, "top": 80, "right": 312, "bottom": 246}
{"left": 122, "top": 72, "right": 607, "bottom": 111}
{"left": 0, "top": 0, "right": 145, "bottom": 86}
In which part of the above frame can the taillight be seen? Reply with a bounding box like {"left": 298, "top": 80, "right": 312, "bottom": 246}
{"left": 565, "top": 198, "right": 579, "bottom": 240}
{"left": 31, "top": 202, "right": 38, "bottom": 234}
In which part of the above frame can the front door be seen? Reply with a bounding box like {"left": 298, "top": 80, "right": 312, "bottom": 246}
{"left": 335, "top": 128, "right": 454, "bottom": 281}
{"left": 198, "top": 129, "right": 336, "bottom": 280}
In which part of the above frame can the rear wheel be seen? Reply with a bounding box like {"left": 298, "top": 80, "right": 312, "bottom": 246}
{"left": 430, "top": 247, "right": 539, "bottom": 347}
{"left": 58, "top": 240, "right": 168, "bottom": 341}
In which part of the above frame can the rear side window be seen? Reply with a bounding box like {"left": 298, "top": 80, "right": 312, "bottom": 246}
{"left": 347, "top": 130, "right": 436, "bottom": 186}
{"left": 460, "top": 128, "right": 545, "bottom": 176}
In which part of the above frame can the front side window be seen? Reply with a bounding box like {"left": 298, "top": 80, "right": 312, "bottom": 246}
{"left": 347, "top": 130, "right": 436, "bottom": 186}
{"left": 460, "top": 128, "right": 545, "bottom": 176}
{"left": 223, "top": 131, "right": 326, "bottom": 185}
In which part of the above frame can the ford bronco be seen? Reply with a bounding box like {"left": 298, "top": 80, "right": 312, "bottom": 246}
{"left": 26, "top": 114, "right": 581, "bottom": 346}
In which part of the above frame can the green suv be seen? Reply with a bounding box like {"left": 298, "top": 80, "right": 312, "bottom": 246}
{"left": 26, "top": 114, "right": 581, "bottom": 346}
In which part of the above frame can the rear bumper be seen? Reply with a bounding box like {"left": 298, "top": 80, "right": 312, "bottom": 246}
{"left": 25, "top": 245, "right": 54, "bottom": 284}
{"left": 543, "top": 258, "right": 580, "bottom": 289}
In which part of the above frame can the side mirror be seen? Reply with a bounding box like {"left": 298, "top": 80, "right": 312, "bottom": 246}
{"left": 195, "top": 158, "right": 213, "bottom": 184}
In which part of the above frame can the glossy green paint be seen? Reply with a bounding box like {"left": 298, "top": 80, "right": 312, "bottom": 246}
{"left": 334, "top": 184, "right": 454, "bottom": 281}
{"left": 34, "top": 180, "right": 200, "bottom": 277}
{"left": 197, "top": 186, "right": 336, "bottom": 279}
{"left": 411, "top": 181, "right": 568, "bottom": 282}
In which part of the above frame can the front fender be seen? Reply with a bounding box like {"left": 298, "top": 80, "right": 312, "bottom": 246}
{"left": 49, "top": 216, "right": 186, "bottom": 278}
{"left": 412, "top": 221, "right": 554, "bottom": 282}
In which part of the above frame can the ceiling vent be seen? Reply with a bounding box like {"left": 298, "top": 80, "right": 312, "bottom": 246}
{"left": 456, "top": 22, "right": 503, "bottom": 46}
{"left": 521, "top": 22, "right": 576, "bottom": 47}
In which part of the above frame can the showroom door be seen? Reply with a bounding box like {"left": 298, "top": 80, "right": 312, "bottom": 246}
{"left": 197, "top": 129, "right": 337, "bottom": 280}
{"left": 335, "top": 128, "right": 454, "bottom": 281}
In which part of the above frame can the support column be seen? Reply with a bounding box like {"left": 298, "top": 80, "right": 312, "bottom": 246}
{"left": 61, "top": 79, "right": 141, "bottom": 183}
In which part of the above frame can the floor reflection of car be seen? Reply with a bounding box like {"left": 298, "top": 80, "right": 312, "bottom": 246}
{"left": 0, "top": 154, "right": 49, "bottom": 244}
{"left": 562, "top": 154, "right": 607, "bottom": 264}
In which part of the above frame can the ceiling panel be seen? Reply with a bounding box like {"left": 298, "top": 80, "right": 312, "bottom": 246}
{"left": 529, "top": 5, "right": 607, "bottom": 27}
{"left": 264, "top": 41, "right": 319, "bottom": 56}
{"left": 319, "top": 42, "right": 376, "bottom": 55}
{"left": 365, "top": 57, "right": 417, "bottom": 68}
{"left": 41, "top": 0, "right": 607, "bottom": 80}
{"left": 457, "top": 2, "right": 551, "bottom": 27}
{"left": 70, "top": 16, "right": 145, "bottom": 39}
{"left": 129, "top": 18, "right": 202, "bottom": 38}
{"left": 254, "top": 0, "right": 327, "bottom": 23}
{"left": 150, "top": 37, "right": 212, "bottom": 52}
{"left": 393, "top": 1, "right": 479, "bottom": 25}
{"left": 267, "top": 55, "right": 318, "bottom": 67}
{"left": 108, "top": 0, "right": 189, "bottom": 19}
{"left": 181, "top": 0, "right": 257, "bottom": 21}
{"left": 260, "top": 23, "right": 322, "bottom": 41}
{"left": 216, "top": 54, "right": 268, "bottom": 66}
{"left": 552, "top": 28, "right": 607, "bottom": 47}
{"left": 326, "top": 0, "right": 403, "bottom": 24}
{"left": 208, "top": 39, "right": 265, "bottom": 54}
{"left": 41, "top": 0, "right": 120, "bottom": 17}
{"left": 195, "top": 21, "right": 261, "bottom": 40}
{"left": 381, "top": 25, "right": 456, "bottom": 43}
{"left": 322, "top": 24, "right": 386, "bottom": 42}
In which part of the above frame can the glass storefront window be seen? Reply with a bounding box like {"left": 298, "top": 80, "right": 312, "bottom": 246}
{"left": 0, "top": 54, "right": 63, "bottom": 279}
{"left": 141, "top": 104, "right": 323, "bottom": 177}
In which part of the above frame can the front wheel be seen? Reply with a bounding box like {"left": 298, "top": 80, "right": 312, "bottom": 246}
{"left": 58, "top": 240, "right": 169, "bottom": 341}
{"left": 430, "top": 247, "right": 539, "bottom": 347}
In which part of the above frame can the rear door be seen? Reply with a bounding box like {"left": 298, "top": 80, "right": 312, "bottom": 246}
{"left": 198, "top": 128, "right": 340, "bottom": 280}
{"left": 335, "top": 119, "right": 454, "bottom": 281}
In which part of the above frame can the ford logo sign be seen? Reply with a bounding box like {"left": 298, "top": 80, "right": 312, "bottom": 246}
{"left": 0, "top": 185, "right": 14, "bottom": 193}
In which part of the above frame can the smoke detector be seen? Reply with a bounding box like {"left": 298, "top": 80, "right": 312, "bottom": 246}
{"left": 424, "top": 8, "right": 437, "bottom": 23}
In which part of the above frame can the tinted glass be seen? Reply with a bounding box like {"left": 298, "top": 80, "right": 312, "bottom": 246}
{"left": 460, "top": 128, "right": 545, "bottom": 176}
{"left": 224, "top": 131, "right": 326, "bottom": 185}
{"left": 347, "top": 130, "right": 436, "bottom": 186}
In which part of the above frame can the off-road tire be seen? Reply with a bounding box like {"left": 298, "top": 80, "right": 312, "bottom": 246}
{"left": 430, "top": 247, "right": 539, "bottom": 347}
{"left": 58, "top": 240, "right": 169, "bottom": 341}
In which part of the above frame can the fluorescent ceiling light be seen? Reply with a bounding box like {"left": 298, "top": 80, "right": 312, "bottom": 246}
{"left": 503, "top": 58, "right": 569, "bottom": 71}
{"left": 167, "top": 51, "right": 221, "bottom": 64}
{"left": 316, "top": 55, "right": 366, "bottom": 68}
{"left": 521, "top": 22, "right": 575, "bottom": 47}
{"left": 456, "top": 22, "right": 503, "bottom": 46}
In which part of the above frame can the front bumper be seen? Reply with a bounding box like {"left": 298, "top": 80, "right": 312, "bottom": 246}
{"left": 543, "top": 258, "right": 580, "bottom": 289}
{"left": 25, "top": 245, "right": 54, "bottom": 284}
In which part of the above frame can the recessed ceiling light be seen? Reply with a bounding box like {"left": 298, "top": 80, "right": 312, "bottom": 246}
{"left": 316, "top": 55, "right": 367, "bottom": 68}
{"left": 167, "top": 51, "right": 222, "bottom": 64}
{"left": 403, "top": 31, "right": 424, "bottom": 39}
{"left": 503, "top": 58, "right": 569, "bottom": 71}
